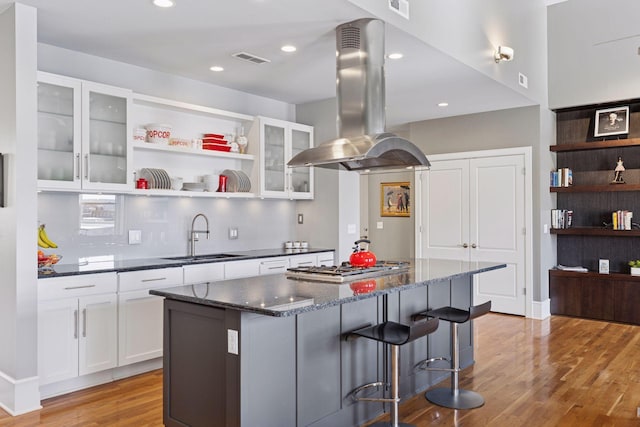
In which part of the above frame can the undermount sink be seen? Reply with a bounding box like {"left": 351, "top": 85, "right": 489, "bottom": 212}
{"left": 163, "top": 253, "right": 243, "bottom": 262}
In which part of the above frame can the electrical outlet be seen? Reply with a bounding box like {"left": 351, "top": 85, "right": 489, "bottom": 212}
{"left": 128, "top": 230, "right": 141, "bottom": 245}
{"left": 228, "top": 227, "right": 239, "bottom": 240}
{"left": 377, "top": 221, "right": 384, "bottom": 229}
{"left": 227, "top": 329, "right": 238, "bottom": 355}
{"left": 297, "top": 213, "right": 304, "bottom": 224}
{"left": 519, "top": 72, "right": 528, "bottom": 89}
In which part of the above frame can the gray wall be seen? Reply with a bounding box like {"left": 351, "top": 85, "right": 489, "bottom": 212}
{"left": 548, "top": 0, "right": 640, "bottom": 109}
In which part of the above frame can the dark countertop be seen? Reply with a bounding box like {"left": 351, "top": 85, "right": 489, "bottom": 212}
{"left": 38, "top": 248, "right": 334, "bottom": 278}
{"left": 150, "top": 258, "right": 506, "bottom": 317}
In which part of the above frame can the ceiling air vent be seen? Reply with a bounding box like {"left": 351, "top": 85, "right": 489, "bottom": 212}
{"left": 340, "top": 26, "right": 360, "bottom": 50}
{"left": 232, "top": 52, "right": 271, "bottom": 65}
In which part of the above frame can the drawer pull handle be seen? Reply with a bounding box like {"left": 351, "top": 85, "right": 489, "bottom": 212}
{"left": 141, "top": 277, "right": 167, "bottom": 282}
{"left": 267, "top": 266, "right": 285, "bottom": 270}
{"left": 82, "top": 308, "right": 87, "bottom": 337}
{"left": 126, "top": 296, "right": 157, "bottom": 303}
{"left": 74, "top": 310, "right": 78, "bottom": 339}
{"left": 297, "top": 261, "right": 313, "bottom": 266}
{"left": 64, "top": 284, "right": 96, "bottom": 290}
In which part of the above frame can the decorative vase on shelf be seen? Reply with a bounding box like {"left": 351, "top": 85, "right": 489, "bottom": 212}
{"left": 631, "top": 267, "right": 640, "bottom": 276}
{"left": 236, "top": 126, "right": 248, "bottom": 154}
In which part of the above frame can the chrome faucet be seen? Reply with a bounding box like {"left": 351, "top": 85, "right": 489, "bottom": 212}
{"left": 190, "top": 213, "right": 210, "bottom": 256}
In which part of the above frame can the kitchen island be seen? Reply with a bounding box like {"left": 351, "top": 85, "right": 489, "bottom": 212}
{"left": 150, "top": 258, "right": 505, "bottom": 427}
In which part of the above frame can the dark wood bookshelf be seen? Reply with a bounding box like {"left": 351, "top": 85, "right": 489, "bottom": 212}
{"left": 549, "top": 269, "right": 640, "bottom": 280}
{"left": 550, "top": 138, "right": 640, "bottom": 152}
{"left": 551, "top": 227, "right": 640, "bottom": 236}
{"left": 550, "top": 184, "right": 640, "bottom": 193}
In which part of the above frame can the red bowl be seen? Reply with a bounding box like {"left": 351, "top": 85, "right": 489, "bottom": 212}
{"left": 203, "top": 144, "right": 231, "bottom": 152}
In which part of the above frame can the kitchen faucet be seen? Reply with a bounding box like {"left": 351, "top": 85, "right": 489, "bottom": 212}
{"left": 190, "top": 213, "right": 210, "bottom": 256}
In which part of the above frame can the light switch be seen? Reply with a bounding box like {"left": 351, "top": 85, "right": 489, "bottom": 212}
{"left": 377, "top": 221, "right": 383, "bottom": 229}
{"left": 228, "top": 227, "right": 239, "bottom": 240}
{"left": 128, "top": 230, "right": 142, "bottom": 245}
{"left": 347, "top": 224, "right": 356, "bottom": 234}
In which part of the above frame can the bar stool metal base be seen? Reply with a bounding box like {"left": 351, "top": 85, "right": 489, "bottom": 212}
{"left": 425, "top": 387, "right": 485, "bottom": 410}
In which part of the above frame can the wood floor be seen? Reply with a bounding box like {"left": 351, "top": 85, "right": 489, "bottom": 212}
{"left": 1, "top": 313, "right": 640, "bottom": 426}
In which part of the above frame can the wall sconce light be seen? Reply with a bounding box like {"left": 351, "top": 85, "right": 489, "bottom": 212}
{"left": 494, "top": 45, "right": 514, "bottom": 63}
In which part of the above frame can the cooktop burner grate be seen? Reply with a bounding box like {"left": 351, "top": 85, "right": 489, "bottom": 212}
{"left": 286, "top": 261, "right": 409, "bottom": 283}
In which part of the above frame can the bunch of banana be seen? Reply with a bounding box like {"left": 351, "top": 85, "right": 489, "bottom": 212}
{"left": 38, "top": 224, "right": 58, "bottom": 249}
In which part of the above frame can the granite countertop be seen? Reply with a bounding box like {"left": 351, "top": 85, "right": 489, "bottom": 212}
{"left": 38, "top": 247, "right": 334, "bottom": 278}
{"left": 150, "top": 258, "right": 506, "bottom": 317}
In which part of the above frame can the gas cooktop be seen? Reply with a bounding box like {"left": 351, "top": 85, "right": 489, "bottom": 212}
{"left": 286, "top": 261, "right": 409, "bottom": 283}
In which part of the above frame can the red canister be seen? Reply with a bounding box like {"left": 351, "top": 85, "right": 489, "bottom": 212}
{"left": 136, "top": 178, "right": 148, "bottom": 189}
{"left": 216, "top": 175, "right": 228, "bottom": 192}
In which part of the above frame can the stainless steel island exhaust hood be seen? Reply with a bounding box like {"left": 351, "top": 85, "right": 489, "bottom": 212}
{"left": 288, "top": 18, "right": 430, "bottom": 172}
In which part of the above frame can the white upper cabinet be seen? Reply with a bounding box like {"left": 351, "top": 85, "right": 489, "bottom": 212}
{"left": 37, "top": 72, "right": 133, "bottom": 192}
{"left": 250, "top": 116, "right": 314, "bottom": 200}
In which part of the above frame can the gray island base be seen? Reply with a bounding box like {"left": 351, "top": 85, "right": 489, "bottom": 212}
{"left": 150, "top": 258, "right": 505, "bottom": 427}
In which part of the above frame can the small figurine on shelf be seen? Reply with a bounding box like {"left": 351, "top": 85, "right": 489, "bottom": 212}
{"left": 612, "top": 156, "right": 625, "bottom": 184}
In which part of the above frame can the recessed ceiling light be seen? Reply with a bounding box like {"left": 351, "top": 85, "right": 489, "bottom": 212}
{"left": 438, "top": 102, "right": 449, "bottom": 107}
{"left": 209, "top": 66, "right": 224, "bottom": 72}
{"left": 388, "top": 53, "right": 403, "bottom": 60}
{"left": 281, "top": 45, "right": 297, "bottom": 53}
{"left": 153, "top": 0, "right": 175, "bottom": 7}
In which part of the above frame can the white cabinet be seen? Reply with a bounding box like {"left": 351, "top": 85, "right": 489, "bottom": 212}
{"left": 37, "top": 72, "right": 133, "bottom": 192}
{"left": 183, "top": 262, "right": 225, "bottom": 284}
{"left": 259, "top": 258, "right": 290, "bottom": 275}
{"left": 224, "top": 259, "right": 261, "bottom": 279}
{"left": 288, "top": 254, "right": 317, "bottom": 268}
{"left": 117, "top": 267, "right": 182, "bottom": 366}
{"left": 249, "top": 116, "right": 314, "bottom": 199}
{"left": 38, "top": 273, "right": 117, "bottom": 386}
{"left": 316, "top": 251, "right": 336, "bottom": 266}
{"left": 131, "top": 93, "right": 255, "bottom": 198}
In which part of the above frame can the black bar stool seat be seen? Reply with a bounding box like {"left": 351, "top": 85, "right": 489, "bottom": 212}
{"left": 413, "top": 300, "right": 491, "bottom": 410}
{"left": 348, "top": 317, "right": 439, "bottom": 427}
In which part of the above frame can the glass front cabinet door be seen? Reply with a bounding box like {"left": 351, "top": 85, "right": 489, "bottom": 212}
{"left": 37, "top": 72, "right": 133, "bottom": 192}
{"left": 258, "top": 117, "right": 313, "bottom": 199}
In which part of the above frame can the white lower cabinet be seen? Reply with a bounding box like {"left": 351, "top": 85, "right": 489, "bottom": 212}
{"left": 225, "top": 259, "right": 261, "bottom": 279}
{"left": 38, "top": 273, "right": 118, "bottom": 386}
{"left": 259, "top": 258, "right": 290, "bottom": 275}
{"left": 316, "top": 251, "right": 335, "bottom": 266}
{"left": 183, "top": 262, "right": 225, "bottom": 284}
{"left": 117, "top": 267, "right": 182, "bottom": 366}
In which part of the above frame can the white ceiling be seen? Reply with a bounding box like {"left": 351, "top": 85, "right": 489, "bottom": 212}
{"left": 2, "top": 0, "right": 535, "bottom": 126}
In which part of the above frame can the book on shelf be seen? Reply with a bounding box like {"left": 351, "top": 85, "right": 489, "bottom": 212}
{"left": 550, "top": 168, "right": 572, "bottom": 187}
{"left": 551, "top": 209, "right": 573, "bottom": 229}
{"left": 555, "top": 265, "right": 588, "bottom": 272}
{"left": 612, "top": 210, "right": 633, "bottom": 230}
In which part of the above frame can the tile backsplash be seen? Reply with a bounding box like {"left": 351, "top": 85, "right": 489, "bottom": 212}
{"left": 38, "top": 192, "right": 297, "bottom": 263}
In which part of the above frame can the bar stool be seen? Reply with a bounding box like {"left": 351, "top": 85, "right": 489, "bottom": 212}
{"left": 347, "top": 317, "right": 439, "bottom": 427}
{"left": 412, "top": 300, "right": 491, "bottom": 410}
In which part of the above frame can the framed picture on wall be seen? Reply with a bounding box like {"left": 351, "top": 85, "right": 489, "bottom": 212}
{"left": 594, "top": 106, "right": 629, "bottom": 137}
{"left": 380, "top": 181, "right": 410, "bottom": 217}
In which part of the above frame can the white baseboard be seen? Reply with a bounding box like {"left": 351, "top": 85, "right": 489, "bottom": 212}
{"left": 0, "top": 370, "right": 42, "bottom": 416}
{"left": 531, "top": 299, "right": 551, "bottom": 319}
{"left": 39, "top": 358, "right": 162, "bottom": 400}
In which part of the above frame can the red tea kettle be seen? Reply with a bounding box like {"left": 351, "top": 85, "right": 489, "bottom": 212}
{"left": 349, "top": 239, "right": 377, "bottom": 267}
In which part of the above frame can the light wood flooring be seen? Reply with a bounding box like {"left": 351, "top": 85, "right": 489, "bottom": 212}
{"left": 1, "top": 313, "right": 640, "bottom": 426}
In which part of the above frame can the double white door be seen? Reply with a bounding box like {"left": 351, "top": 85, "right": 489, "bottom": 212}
{"left": 417, "top": 154, "right": 527, "bottom": 315}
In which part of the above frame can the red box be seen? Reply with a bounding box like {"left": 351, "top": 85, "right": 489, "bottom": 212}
{"left": 202, "top": 143, "right": 231, "bottom": 152}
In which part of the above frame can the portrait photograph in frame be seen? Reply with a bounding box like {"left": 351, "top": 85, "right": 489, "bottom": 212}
{"left": 594, "top": 106, "right": 629, "bottom": 137}
{"left": 380, "top": 181, "right": 410, "bottom": 217}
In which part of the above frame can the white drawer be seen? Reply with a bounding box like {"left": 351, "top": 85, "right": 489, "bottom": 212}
{"left": 118, "top": 267, "right": 183, "bottom": 292}
{"left": 259, "top": 258, "right": 289, "bottom": 275}
{"left": 38, "top": 272, "right": 117, "bottom": 301}
{"left": 183, "top": 263, "right": 225, "bottom": 284}
{"left": 225, "top": 259, "right": 261, "bottom": 279}
{"left": 288, "top": 254, "right": 317, "bottom": 268}
{"left": 316, "top": 252, "right": 335, "bottom": 266}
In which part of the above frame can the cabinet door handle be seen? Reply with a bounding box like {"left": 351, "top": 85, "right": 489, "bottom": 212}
{"left": 471, "top": 243, "right": 477, "bottom": 249}
{"left": 84, "top": 154, "right": 89, "bottom": 180}
{"left": 75, "top": 153, "right": 80, "bottom": 179}
{"left": 82, "top": 308, "right": 87, "bottom": 337}
{"left": 64, "top": 284, "right": 96, "bottom": 290}
{"left": 461, "top": 243, "right": 469, "bottom": 248}
{"left": 141, "top": 277, "right": 167, "bottom": 282}
{"left": 74, "top": 309, "right": 78, "bottom": 339}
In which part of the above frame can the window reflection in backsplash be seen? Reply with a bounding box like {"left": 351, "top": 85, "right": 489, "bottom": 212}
{"left": 79, "top": 194, "right": 117, "bottom": 236}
